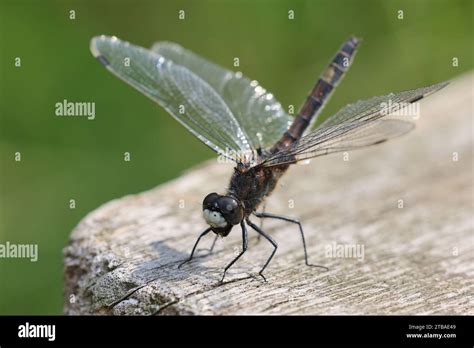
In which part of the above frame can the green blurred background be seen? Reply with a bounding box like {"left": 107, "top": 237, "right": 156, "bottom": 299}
{"left": 0, "top": 0, "right": 472, "bottom": 314}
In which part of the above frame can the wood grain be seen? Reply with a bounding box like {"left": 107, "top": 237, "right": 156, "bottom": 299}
{"left": 63, "top": 72, "right": 473, "bottom": 315}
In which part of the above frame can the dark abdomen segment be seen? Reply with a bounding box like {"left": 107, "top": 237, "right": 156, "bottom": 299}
{"left": 270, "top": 36, "right": 360, "bottom": 153}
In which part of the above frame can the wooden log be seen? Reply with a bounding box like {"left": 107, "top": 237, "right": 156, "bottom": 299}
{"left": 63, "top": 72, "right": 473, "bottom": 315}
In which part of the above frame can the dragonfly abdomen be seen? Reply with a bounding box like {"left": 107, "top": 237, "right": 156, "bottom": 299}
{"left": 270, "top": 36, "right": 360, "bottom": 153}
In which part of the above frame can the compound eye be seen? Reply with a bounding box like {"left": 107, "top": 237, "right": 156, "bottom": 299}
{"left": 218, "top": 197, "right": 238, "bottom": 213}
{"left": 217, "top": 196, "right": 243, "bottom": 225}
{"left": 203, "top": 193, "right": 219, "bottom": 209}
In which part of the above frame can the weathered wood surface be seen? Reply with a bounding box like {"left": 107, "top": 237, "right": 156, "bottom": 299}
{"left": 64, "top": 73, "right": 473, "bottom": 315}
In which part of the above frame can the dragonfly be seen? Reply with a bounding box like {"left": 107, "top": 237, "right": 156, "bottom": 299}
{"left": 90, "top": 35, "right": 448, "bottom": 282}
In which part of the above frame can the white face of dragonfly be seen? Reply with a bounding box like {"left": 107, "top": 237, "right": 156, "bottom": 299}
{"left": 203, "top": 209, "right": 228, "bottom": 228}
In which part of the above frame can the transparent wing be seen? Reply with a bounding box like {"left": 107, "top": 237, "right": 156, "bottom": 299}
{"left": 90, "top": 36, "right": 253, "bottom": 161}
{"left": 317, "top": 82, "right": 448, "bottom": 129}
{"left": 151, "top": 41, "right": 293, "bottom": 149}
{"left": 261, "top": 119, "right": 414, "bottom": 166}
{"left": 260, "top": 82, "right": 448, "bottom": 167}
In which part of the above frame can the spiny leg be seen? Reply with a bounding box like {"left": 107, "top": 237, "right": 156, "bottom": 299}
{"left": 246, "top": 218, "right": 277, "bottom": 282}
{"left": 178, "top": 227, "right": 212, "bottom": 268}
{"left": 220, "top": 221, "right": 248, "bottom": 283}
{"left": 255, "top": 212, "right": 328, "bottom": 271}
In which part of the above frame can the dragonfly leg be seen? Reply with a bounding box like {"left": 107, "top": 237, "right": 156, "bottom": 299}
{"left": 178, "top": 227, "right": 212, "bottom": 268}
{"left": 220, "top": 221, "right": 248, "bottom": 283}
{"left": 246, "top": 219, "right": 278, "bottom": 282}
{"left": 197, "top": 234, "right": 219, "bottom": 254}
{"left": 255, "top": 203, "right": 266, "bottom": 244}
{"left": 209, "top": 234, "right": 219, "bottom": 253}
{"left": 254, "top": 212, "right": 328, "bottom": 271}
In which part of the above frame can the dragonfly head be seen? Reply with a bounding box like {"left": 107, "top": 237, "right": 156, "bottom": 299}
{"left": 202, "top": 193, "right": 243, "bottom": 236}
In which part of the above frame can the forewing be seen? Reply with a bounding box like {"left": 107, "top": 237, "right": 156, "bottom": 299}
{"left": 151, "top": 41, "right": 293, "bottom": 149}
{"left": 91, "top": 36, "right": 253, "bottom": 160}
{"left": 261, "top": 82, "right": 448, "bottom": 167}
